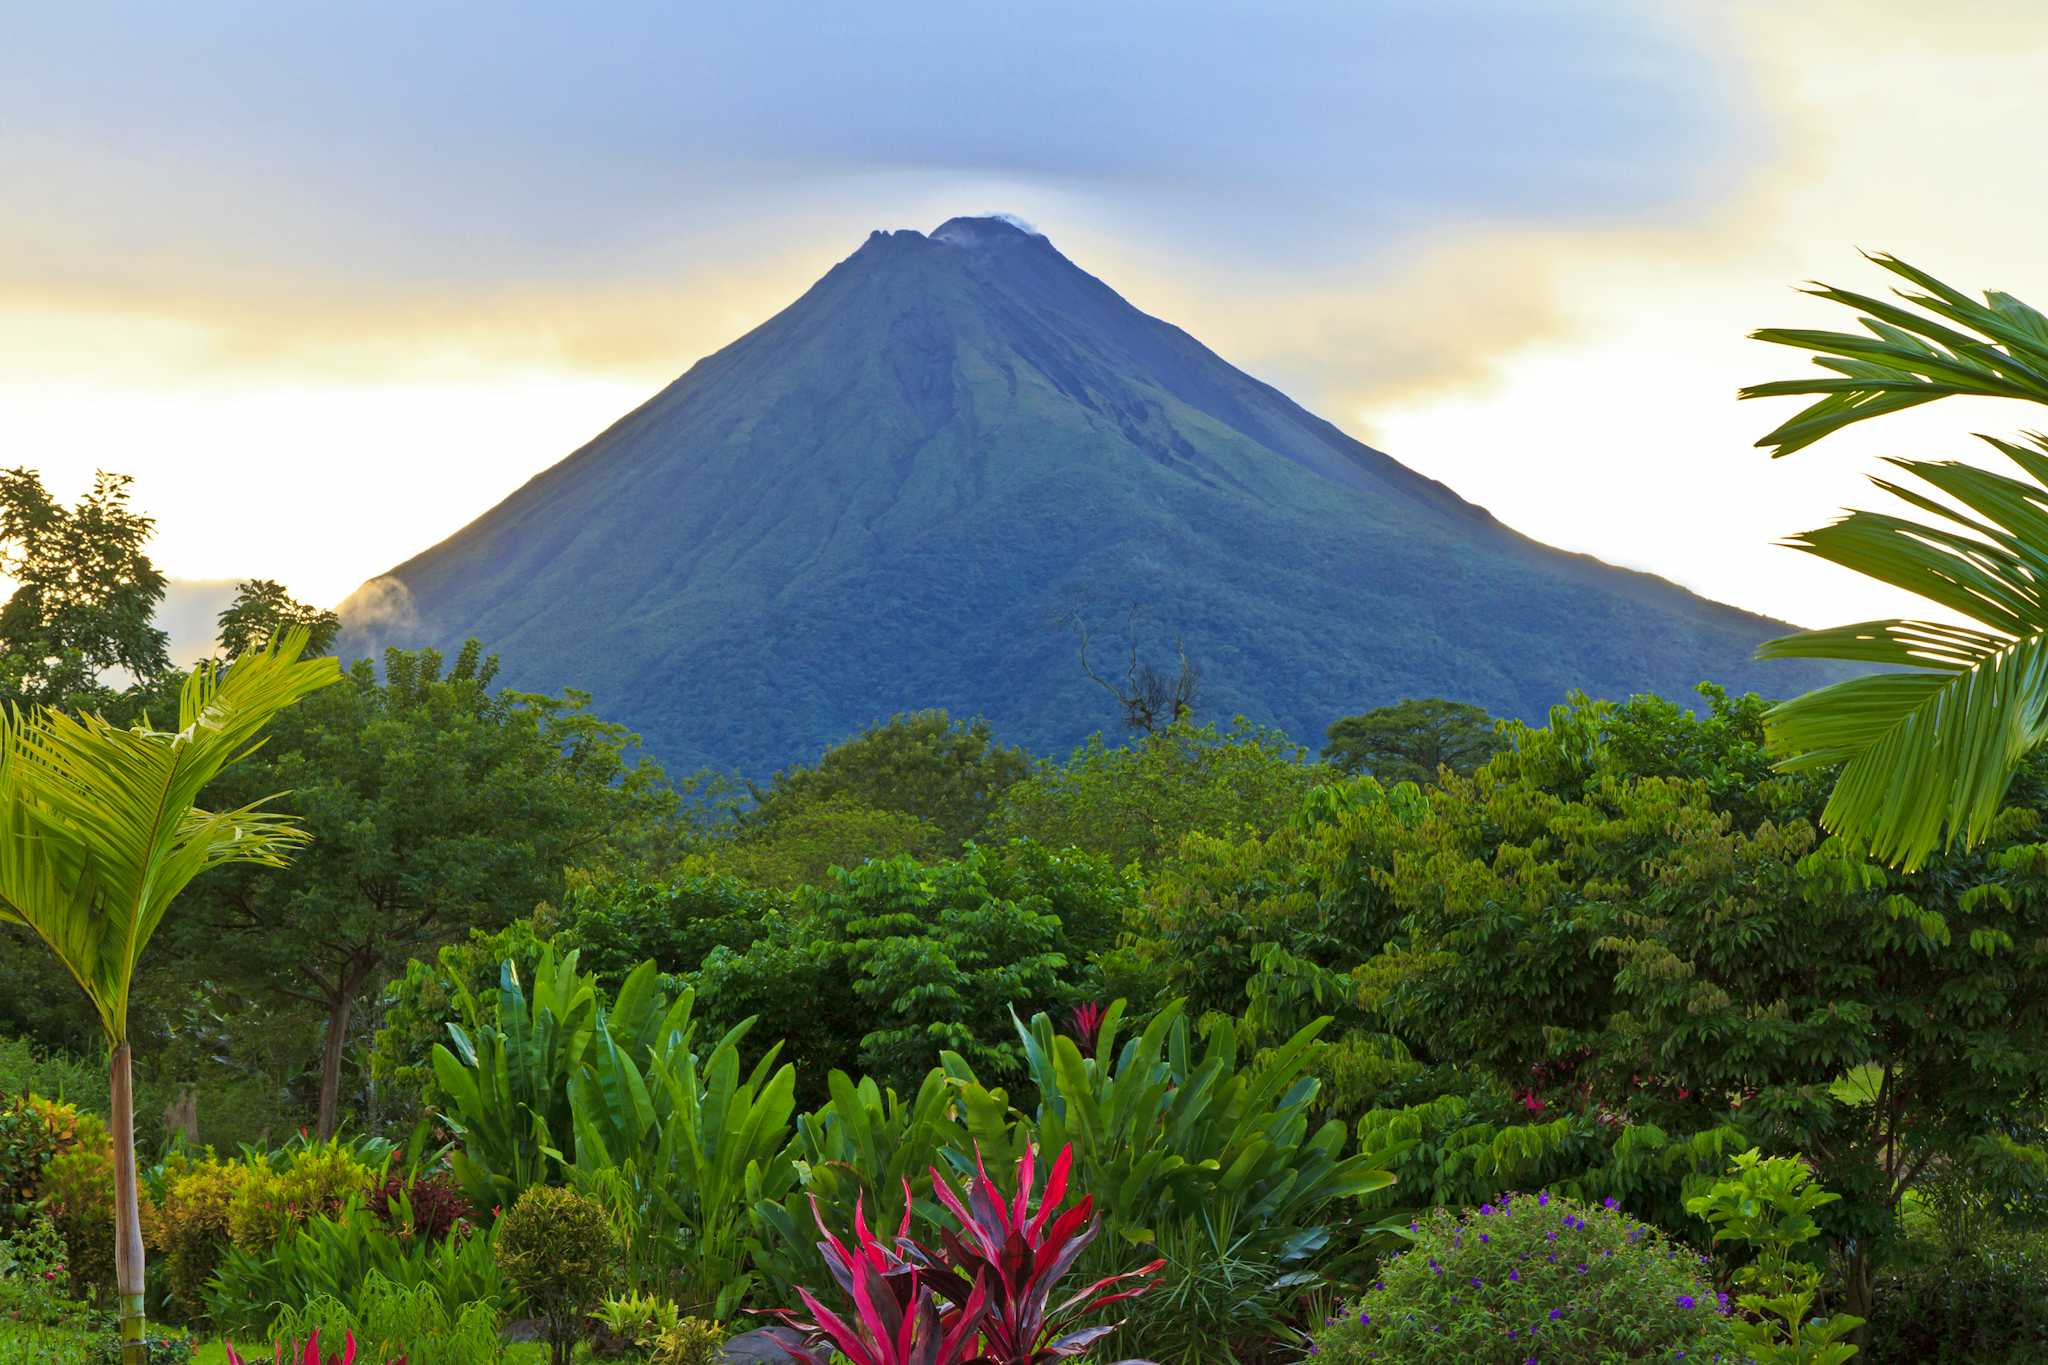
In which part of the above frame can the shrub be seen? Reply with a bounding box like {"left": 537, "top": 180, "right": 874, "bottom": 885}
{"left": 1687, "top": 1148, "right": 1863, "bottom": 1362}
{"left": 494, "top": 1185, "right": 617, "bottom": 1365}
{"left": 1865, "top": 1242, "right": 2048, "bottom": 1363}
{"left": 365, "top": 1172, "right": 470, "bottom": 1243}
{"left": 153, "top": 1155, "right": 249, "bottom": 1321}
{"left": 648, "top": 1316, "right": 726, "bottom": 1365}
{"left": 0, "top": 1093, "right": 60, "bottom": 1236}
{"left": 765, "top": 1142, "right": 1161, "bottom": 1365}
{"left": 1309, "top": 1194, "right": 1741, "bottom": 1364}
{"left": 263, "top": 1273, "right": 502, "bottom": 1365}
{"left": 27, "top": 1096, "right": 109, "bottom": 1159}
{"left": 85, "top": 1323, "right": 194, "bottom": 1365}
{"left": 0, "top": 1214, "right": 89, "bottom": 1328}
{"left": 206, "top": 1200, "right": 505, "bottom": 1333}
{"left": 589, "top": 1290, "right": 681, "bottom": 1358}
{"left": 227, "top": 1141, "right": 379, "bottom": 1250}
{"left": 951, "top": 999, "right": 1394, "bottom": 1361}
{"left": 38, "top": 1147, "right": 157, "bottom": 1306}
{"left": 226, "top": 1329, "right": 399, "bottom": 1365}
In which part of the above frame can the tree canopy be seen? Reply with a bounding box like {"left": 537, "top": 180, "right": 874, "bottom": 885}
{"left": 1321, "top": 697, "right": 1503, "bottom": 785}
{"left": 176, "top": 639, "right": 677, "bottom": 1136}
{"left": 746, "top": 710, "right": 1028, "bottom": 850}
{"left": 0, "top": 469, "right": 170, "bottom": 711}
{"left": 989, "top": 716, "right": 1329, "bottom": 868}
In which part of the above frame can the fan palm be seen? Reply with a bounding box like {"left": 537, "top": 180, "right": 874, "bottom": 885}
{"left": 1743, "top": 252, "right": 2048, "bottom": 869}
{"left": 0, "top": 630, "right": 338, "bottom": 1363}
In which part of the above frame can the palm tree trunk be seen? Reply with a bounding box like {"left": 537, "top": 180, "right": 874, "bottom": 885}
{"left": 109, "top": 1040, "right": 147, "bottom": 1365}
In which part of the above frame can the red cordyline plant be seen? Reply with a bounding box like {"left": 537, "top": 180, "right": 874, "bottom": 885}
{"left": 762, "top": 1143, "right": 1163, "bottom": 1365}
{"left": 1066, "top": 1003, "right": 1104, "bottom": 1055}
{"left": 224, "top": 1331, "right": 405, "bottom": 1365}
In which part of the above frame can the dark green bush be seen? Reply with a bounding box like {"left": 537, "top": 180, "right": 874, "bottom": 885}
{"left": 558, "top": 871, "right": 781, "bottom": 982}
{"left": 0, "top": 1214, "right": 90, "bottom": 1328}
{"left": 1866, "top": 1243, "right": 2048, "bottom": 1364}
{"left": 688, "top": 843, "right": 1121, "bottom": 1098}
{"left": 494, "top": 1186, "right": 616, "bottom": 1365}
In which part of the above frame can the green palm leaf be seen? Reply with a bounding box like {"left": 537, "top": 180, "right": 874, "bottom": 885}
{"left": 0, "top": 628, "right": 340, "bottom": 1042}
{"left": 1745, "top": 254, "right": 2048, "bottom": 868}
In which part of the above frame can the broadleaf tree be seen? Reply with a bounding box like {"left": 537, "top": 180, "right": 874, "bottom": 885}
{"left": 176, "top": 638, "right": 678, "bottom": 1137}
{"left": 0, "top": 468, "right": 172, "bottom": 714}
{"left": 1321, "top": 697, "right": 1503, "bottom": 786}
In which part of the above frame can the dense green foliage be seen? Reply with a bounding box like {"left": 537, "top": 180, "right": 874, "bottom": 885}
{"left": 989, "top": 717, "right": 1328, "bottom": 868}
{"left": 557, "top": 873, "right": 782, "bottom": 985}
{"left": 177, "top": 639, "right": 677, "bottom": 1135}
{"left": 1310, "top": 1195, "right": 1739, "bottom": 1364}
{"left": 688, "top": 842, "right": 1131, "bottom": 1097}
{"left": 746, "top": 711, "right": 1028, "bottom": 850}
{"left": 7, "top": 430, "right": 2047, "bottom": 1360}
{"left": 495, "top": 1186, "right": 616, "bottom": 1365}
{"left": 1320, "top": 697, "right": 1503, "bottom": 785}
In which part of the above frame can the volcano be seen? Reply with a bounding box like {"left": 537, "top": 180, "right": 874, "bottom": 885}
{"left": 340, "top": 215, "right": 1831, "bottom": 774}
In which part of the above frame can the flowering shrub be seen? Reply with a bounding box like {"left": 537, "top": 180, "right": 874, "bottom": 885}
{"left": 1309, "top": 1193, "right": 1741, "bottom": 1363}
{"left": 0, "top": 1213, "right": 88, "bottom": 1328}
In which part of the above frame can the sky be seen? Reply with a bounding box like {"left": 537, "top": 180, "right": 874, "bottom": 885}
{"left": 3, "top": 0, "right": 2046, "bottom": 666}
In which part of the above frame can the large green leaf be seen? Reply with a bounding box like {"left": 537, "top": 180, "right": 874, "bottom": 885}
{"left": 1744, "top": 255, "right": 2048, "bottom": 868}
{"left": 0, "top": 630, "right": 338, "bottom": 1042}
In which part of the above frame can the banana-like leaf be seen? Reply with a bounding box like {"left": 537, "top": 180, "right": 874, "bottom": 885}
{"left": 1743, "top": 255, "right": 2048, "bottom": 869}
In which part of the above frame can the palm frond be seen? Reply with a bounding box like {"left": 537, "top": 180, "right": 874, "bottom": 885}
{"left": 1742, "top": 254, "right": 2048, "bottom": 458}
{"left": 0, "top": 628, "right": 341, "bottom": 1040}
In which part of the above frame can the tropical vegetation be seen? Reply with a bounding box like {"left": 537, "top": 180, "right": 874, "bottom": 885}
{"left": 5, "top": 252, "right": 2048, "bottom": 1365}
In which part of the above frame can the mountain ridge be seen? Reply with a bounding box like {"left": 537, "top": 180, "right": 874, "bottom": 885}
{"left": 341, "top": 215, "right": 1834, "bottom": 774}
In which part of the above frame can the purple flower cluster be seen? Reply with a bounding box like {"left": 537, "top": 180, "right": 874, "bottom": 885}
{"left": 1310, "top": 1191, "right": 1733, "bottom": 1362}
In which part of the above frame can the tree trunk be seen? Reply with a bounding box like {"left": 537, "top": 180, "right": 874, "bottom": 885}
{"left": 1844, "top": 1239, "right": 1874, "bottom": 1348}
{"left": 316, "top": 989, "right": 355, "bottom": 1141}
{"left": 109, "top": 1041, "right": 147, "bottom": 1365}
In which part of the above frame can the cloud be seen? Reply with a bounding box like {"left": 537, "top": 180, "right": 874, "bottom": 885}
{"left": 155, "top": 579, "right": 240, "bottom": 670}
{"left": 337, "top": 576, "right": 420, "bottom": 635}
{"left": 0, "top": 2, "right": 1746, "bottom": 307}
{"left": 3, "top": 0, "right": 2037, "bottom": 639}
